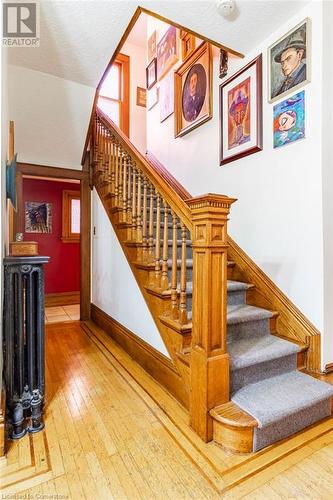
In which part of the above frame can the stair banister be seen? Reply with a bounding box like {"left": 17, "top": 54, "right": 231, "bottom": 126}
{"left": 90, "top": 108, "right": 237, "bottom": 442}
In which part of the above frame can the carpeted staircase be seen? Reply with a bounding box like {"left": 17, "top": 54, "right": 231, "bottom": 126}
{"left": 164, "top": 211, "right": 333, "bottom": 452}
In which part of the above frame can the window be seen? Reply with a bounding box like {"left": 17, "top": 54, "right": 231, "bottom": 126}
{"left": 97, "top": 53, "right": 129, "bottom": 136}
{"left": 62, "top": 190, "right": 80, "bottom": 243}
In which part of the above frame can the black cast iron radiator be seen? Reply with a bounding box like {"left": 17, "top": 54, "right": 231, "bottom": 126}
{"left": 3, "top": 256, "right": 49, "bottom": 439}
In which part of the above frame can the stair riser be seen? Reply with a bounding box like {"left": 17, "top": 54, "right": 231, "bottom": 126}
{"left": 253, "top": 398, "right": 332, "bottom": 452}
{"left": 227, "top": 318, "right": 271, "bottom": 341}
{"left": 231, "top": 353, "right": 297, "bottom": 393}
{"left": 228, "top": 290, "right": 246, "bottom": 306}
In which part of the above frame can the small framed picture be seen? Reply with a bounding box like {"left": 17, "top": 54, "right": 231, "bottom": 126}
{"left": 219, "top": 54, "right": 262, "bottom": 165}
{"left": 136, "top": 87, "right": 146, "bottom": 108}
{"left": 147, "top": 86, "right": 159, "bottom": 111}
{"left": 146, "top": 58, "right": 157, "bottom": 90}
{"left": 160, "top": 72, "right": 174, "bottom": 123}
{"left": 174, "top": 42, "right": 212, "bottom": 138}
{"left": 268, "top": 18, "right": 310, "bottom": 103}
{"left": 273, "top": 91, "right": 305, "bottom": 148}
{"left": 147, "top": 30, "right": 157, "bottom": 63}
{"left": 181, "top": 32, "right": 196, "bottom": 62}
{"left": 157, "top": 25, "right": 178, "bottom": 80}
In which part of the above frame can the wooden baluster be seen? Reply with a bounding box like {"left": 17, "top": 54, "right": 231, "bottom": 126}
{"left": 171, "top": 212, "right": 178, "bottom": 319}
{"left": 118, "top": 145, "right": 123, "bottom": 210}
{"left": 110, "top": 138, "right": 116, "bottom": 197}
{"left": 148, "top": 184, "right": 154, "bottom": 262}
{"left": 160, "top": 200, "right": 169, "bottom": 290}
{"left": 98, "top": 122, "right": 103, "bottom": 172}
{"left": 136, "top": 172, "right": 142, "bottom": 244}
{"left": 131, "top": 166, "right": 137, "bottom": 241}
{"left": 126, "top": 157, "right": 132, "bottom": 225}
{"left": 122, "top": 150, "right": 128, "bottom": 222}
{"left": 114, "top": 142, "right": 119, "bottom": 206}
{"left": 142, "top": 177, "right": 148, "bottom": 261}
{"left": 187, "top": 194, "right": 236, "bottom": 442}
{"left": 179, "top": 223, "right": 188, "bottom": 324}
{"left": 154, "top": 191, "right": 161, "bottom": 286}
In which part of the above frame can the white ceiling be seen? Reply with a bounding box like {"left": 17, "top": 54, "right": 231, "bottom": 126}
{"left": 7, "top": 0, "right": 309, "bottom": 89}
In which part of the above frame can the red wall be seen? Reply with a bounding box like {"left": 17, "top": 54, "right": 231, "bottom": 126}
{"left": 22, "top": 178, "right": 80, "bottom": 294}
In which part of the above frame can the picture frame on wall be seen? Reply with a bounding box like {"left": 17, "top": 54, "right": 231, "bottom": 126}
{"left": 147, "top": 86, "right": 159, "bottom": 111}
{"left": 136, "top": 87, "right": 147, "bottom": 108}
{"left": 268, "top": 18, "right": 310, "bottom": 103}
{"left": 273, "top": 90, "right": 305, "bottom": 148}
{"left": 25, "top": 201, "right": 52, "bottom": 233}
{"left": 174, "top": 41, "right": 212, "bottom": 138}
{"left": 157, "top": 25, "right": 178, "bottom": 80}
{"left": 181, "top": 31, "right": 196, "bottom": 62}
{"left": 147, "top": 30, "right": 157, "bottom": 63}
{"left": 219, "top": 54, "right": 263, "bottom": 166}
{"left": 160, "top": 72, "right": 174, "bottom": 123}
{"left": 146, "top": 58, "right": 157, "bottom": 90}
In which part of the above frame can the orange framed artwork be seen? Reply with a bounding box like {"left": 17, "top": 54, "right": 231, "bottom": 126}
{"left": 219, "top": 54, "right": 263, "bottom": 165}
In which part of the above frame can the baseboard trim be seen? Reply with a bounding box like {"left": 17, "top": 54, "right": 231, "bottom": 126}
{"left": 90, "top": 304, "right": 185, "bottom": 402}
{"left": 324, "top": 363, "right": 333, "bottom": 374}
{"left": 45, "top": 291, "right": 80, "bottom": 307}
{"left": 228, "top": 236, "right": 321, "bottom": 372}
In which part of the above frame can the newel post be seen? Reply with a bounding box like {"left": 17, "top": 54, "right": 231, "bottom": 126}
{"left": 186, "top": 194, "right": 236, "bottom": 442}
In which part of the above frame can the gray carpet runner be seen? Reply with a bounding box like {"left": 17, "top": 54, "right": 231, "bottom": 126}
{"left": 225, "top": 281, "right": 333, "bottom": 451}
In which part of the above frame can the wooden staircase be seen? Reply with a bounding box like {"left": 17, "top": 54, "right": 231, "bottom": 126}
{"left": 86, "top": 107, "right": 324, "bottom": 453}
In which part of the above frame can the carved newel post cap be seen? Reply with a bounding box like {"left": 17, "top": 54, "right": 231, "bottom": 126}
{"left": 185, "top": 193, "right": 237, "bottom": 213}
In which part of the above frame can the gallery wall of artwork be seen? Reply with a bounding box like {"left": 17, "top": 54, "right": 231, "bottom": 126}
{"left": 22, "top": 178, "right": 80, "bottom": 294}
{"left": 145, "top": 2, "right": 325, "bottom": 340}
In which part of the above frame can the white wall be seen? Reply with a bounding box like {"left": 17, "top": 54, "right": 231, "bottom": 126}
{"left": 147, "top": 3, "right": 325, "bottom": 337}
{"left": 321, "top": 0, "right": 333, "bottom": 370}
{"left": 92, "top": 189, "right": 169, "bottom": 356}
{"left": 122, "top": 41, "right": 147, "bottom": 154}
{"left": 7, "top": 65, "right": 95, "bottom": 169}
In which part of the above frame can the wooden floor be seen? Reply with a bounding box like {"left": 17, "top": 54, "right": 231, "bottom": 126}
{"left": 45, "top": 304, "right": 80, "bottom": 323}
{"left": 2, "top": 321, "right": 333, "bottom": 499}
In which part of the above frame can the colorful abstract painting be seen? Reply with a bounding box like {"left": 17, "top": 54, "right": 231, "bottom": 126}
{"left": 228, "top": 77, "right": 251, "bottom": 150}
{"left": 25, "top": 201, "right": 52, "bottom": 233}
{"left": 273, "top": 91, "right": 305, "bottom": 148}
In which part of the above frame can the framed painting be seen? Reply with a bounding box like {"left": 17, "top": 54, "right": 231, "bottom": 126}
{"left": 147, "top": 86, "right": 159, "bottom": 111}
{"left": 160, "top": 72, "right": 174, "bottom": 123}
{"left": 268, "top": 18, "right": 310, "bottom": 103}
{"left": 147, "top": 30, "right": 157, "bottom": 63}
{"left": 25, "top": 201, "right": 52, "bottom": 233}
{"left": 136, "top": 87, "right": 146, "bottom": 108}
{"left": 219, "top": 54, "right": 262, "bottom": 165}
{"left": 174, "top": 42, "right": 212, "bottom": 138}
{"left": 273, "top": 90, "right": 305, "bottom": 148}
{"left": 157, "top": 25, "right": 178, "bottom": 80}
{"left": 146, "top": 58, "right": 157, "bottom": 90}
{"left": 181, "top": 31, "right": 196, "bottom": 62}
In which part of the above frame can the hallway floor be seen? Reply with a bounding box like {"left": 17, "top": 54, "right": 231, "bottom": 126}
{"left": 2, "top": 320, "right": 333, "bottom": 499}
{"left": 45, "top": 304, "right": 80, "bottom": 323}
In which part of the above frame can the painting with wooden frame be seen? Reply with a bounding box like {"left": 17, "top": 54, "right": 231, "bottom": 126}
{"left": 146, "top": 58, "right": 157, "bottom": 90}
{"left": 219, "top": 54, "right": 262, "bottom": 165}
{"left": 156, "top": 25, "right": 178, "bottom": 80}
{"left": 174, "top": 42, "right": 212, "bottom": 138}
{"left": 180, "top": 31, "right": 196, "bottom": 62}
{"left": 147, "top": 30, "right": 157, "bottom": 63}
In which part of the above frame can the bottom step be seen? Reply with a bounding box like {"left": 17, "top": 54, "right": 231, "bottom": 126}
{"left": 211, "top": 372, "right": 333, "bottom": 453}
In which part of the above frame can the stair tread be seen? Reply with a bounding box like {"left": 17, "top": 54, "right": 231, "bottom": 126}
{"left": 185, "top": 279, "right": 252, "bottom": 295}
{"left": 210, "top": 401, "right": 258, "bottom": 428}
{"left": 232, "top": 371, "right": 333, "bottom": 428}
{"left": 229, "top": 333, "right": 299, "bottom": 370}
{"left": 227, "top": 304, "right": 273, "bottom": 325}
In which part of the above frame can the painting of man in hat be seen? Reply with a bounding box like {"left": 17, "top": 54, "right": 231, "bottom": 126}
{"left": 269, "top": 19, "right": 310, "bottom": 102}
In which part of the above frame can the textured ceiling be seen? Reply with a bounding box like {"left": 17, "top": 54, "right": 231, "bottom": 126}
{"left": 7, "top": 0, "right": 309, "bottom": 88}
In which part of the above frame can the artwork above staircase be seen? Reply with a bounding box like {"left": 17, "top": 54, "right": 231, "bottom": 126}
{"left": 85, "top": 107, "right": 333, "bottom": 453}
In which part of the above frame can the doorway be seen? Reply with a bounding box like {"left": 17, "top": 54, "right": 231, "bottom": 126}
{"left": 14, "top": 162, "right": 91, "bottom": 322}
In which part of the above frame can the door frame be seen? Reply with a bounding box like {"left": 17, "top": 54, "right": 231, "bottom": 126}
{"left": 14, "top": 162, "right": 91, "bottom": 320}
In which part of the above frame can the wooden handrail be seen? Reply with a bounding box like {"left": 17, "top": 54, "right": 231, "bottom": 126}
{"left": 145, "top": 151, "right": 191, "bottom": 201}
{"left": 96, "top": 107, "right": 193, "bottom": 231}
